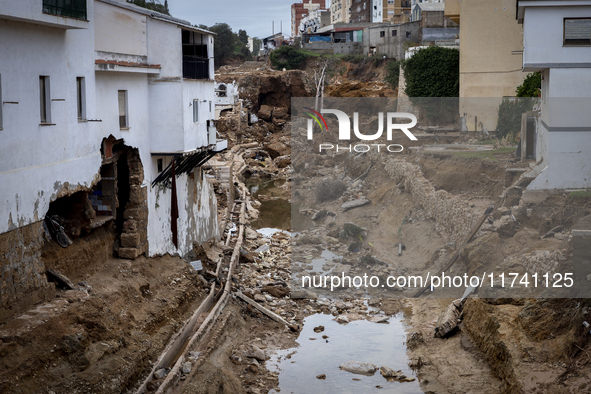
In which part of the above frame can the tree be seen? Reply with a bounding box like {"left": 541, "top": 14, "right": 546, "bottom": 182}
{"left": 402, "top": 46, "right": 459, "bottom": 97}
{"left": 384, "top": 60, "right": 401, "bottom": 90}
{"left": 126, "top": 0, "right": 170, "bottom": 15}
{"left": 238, "top": 29, "right": 248, "bottom": 45}
{"left": 252, "top": 37, "right": 262, "bottom": 57}
{"left": 516, "top": 72, "right": 541, "bottom": 97}
{"left": 269, "top": 46, "right": 308, "bottom": 70}
{"left": 208, "top": 23, "right": 237, "bottom": 67}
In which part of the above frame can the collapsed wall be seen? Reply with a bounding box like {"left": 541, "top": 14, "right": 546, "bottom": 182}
{"left": 384, "top": 158, "right": 479, "bottom": 243}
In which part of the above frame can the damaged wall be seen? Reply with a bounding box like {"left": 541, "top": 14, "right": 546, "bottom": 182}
{"left": 0, "top": 8, "right": 100, "bottom": 323}
{"left": 149, "top": 160, "right": 219, "bottom": 257}
{"left": 384, "top": 158, "right": 479, "bottom": 243}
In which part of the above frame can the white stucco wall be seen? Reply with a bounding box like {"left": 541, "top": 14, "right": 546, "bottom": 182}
{"left": 522, "top": 4, "right": 591, "bottom": 190}
{"left": 0, "top": 0, "right": 90, "bottom": 29}
{"left": 523, "top": 6, "right": 591, "bottom": 67}
{"left": 94, "top": 1, "right": 147, "bottom": 56}
{"left": 0, "top": 5, "right": 100, "bottom": 234}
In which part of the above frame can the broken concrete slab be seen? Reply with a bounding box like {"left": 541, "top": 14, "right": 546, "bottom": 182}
{"left": 46, "top": 269, "right": 75, "bottom": 290}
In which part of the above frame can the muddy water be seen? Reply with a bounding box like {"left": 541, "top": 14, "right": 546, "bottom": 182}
{"left": 268, "top": 313, "right": 424, "bottom": 394}
{"left": 245, "top": 177, "right": 309, "bottom": 231}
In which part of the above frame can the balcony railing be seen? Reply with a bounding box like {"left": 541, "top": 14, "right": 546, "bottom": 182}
{"left": 43, "top": 0, "right": 87, "bottom": 20}
{"left": 182, "top": 56, "right": 209, "bottom": 80}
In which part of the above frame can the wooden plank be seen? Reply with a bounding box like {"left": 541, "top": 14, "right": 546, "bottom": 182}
{"left": 414, "top": 206, "right": 493, "bottom": 298}
{"left": 235, "top": 291, "right": 299, "bottom": 332}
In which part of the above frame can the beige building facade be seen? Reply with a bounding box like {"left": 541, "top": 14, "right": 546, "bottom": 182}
{"left": 447, "top": 0, "right": 528, "bottom": 131}
{"left": 331, "top": 0, "right": 351, "bottom": 24}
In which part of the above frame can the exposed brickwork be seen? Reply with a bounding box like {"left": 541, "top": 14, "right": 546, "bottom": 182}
{"left": 0, "top": 222, "right": 54, "bottom": 324}
{"left": 118, "top": 149, "right": 149, "bottom": 259}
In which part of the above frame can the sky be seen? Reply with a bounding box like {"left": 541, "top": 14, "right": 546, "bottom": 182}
{"left": 168, "top": 0, "right": 319, "bottom": 39}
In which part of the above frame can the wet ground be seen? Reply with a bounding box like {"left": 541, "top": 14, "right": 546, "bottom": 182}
{"left": 268, "top": 312, "right": 423, "bottom": 394}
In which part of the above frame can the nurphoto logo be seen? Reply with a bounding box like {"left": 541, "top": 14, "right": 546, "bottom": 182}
{"left": 303, "top": 107, "right": 418, "bottom": 153}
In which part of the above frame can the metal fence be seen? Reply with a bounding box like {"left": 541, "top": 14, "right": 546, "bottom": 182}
{"left": 42, "top": 0, "right": 87, "bottom": 20}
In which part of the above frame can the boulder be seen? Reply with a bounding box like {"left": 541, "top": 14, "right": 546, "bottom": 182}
{"left": 258, "top": 105, "right": 274, "bottom": 121}
{"left": 274, "top": 155, "right": 291, "bottom": 168}
{"left": 265, "top": 142, "right": 290, "bottom": 159}
{"left": 272, "top": 107, "right": 289, "bottom": 120}
{"left": 339, "top": 361, "right": 378, "bottom": 375}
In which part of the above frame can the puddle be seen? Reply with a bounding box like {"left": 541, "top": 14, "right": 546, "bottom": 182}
{"left": 268, "top": 313, "right": 424, "bottom": 394}
{"left": 245, "top": 177, "right": 309, "bottom": 231}
{"left": 256, "top": 227, "right": 287, "bottom": 238}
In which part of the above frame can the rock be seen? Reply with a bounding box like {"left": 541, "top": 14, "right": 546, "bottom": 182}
{"left": 263, "top": 285, "right": 290, "bottom": 298}
{"left": 265, "top": 142, "right": 289, "bottom": 159}
{"left": 188, "top": 351, "right": 201, "bottom": 360}
{"left": 316, "top": 374, "right": 326, "bottom": 380}
{"left": 62, "top": 289, "right": 89, "bottom": 303}
{"left": 154, "top": 368, "right": 168, "bottom": 380}
{"left": 339, "top": 361, "right": 378, "bottom": 375}
{"left": 254, "top": 294, "right": 266, "bottom": 302}
{"left": 258, "top": 105, "right": 273, "bottom": 121}
{"left": 379, "top": 366, "right": 399, "bottom": 378}
{"left": 274, "top": 155, "right": 291, "bottom": 168}
{"left": 295, "top": 235, "right": 323, "bottom": 245}
{"left": 246, "top": 363, "right": 259, "bottom": 374}
{"left": 46, "top": 269, "right": 75, "bottom": 290}
{"left": 402, "top": 377, "right": 416, "bottom": 382}
{"left": 313, "top": 325, "right": 325, "bottom": 333}
{"left": 254, "top": 244, "right": 270, "bottom": 254}
{"left": 370, "top": 315, "right": 389, "bottom": 324}
{"left": 336, "top": 315, "right": 349, "bottom": 324}
{"left": 290, "top": 289, "right": 318, "bottom": 299}
{"left": 264, "top": 294, "right": 274, "bottom": 302}
{"left": 273, "top": 107, "right": 289, "bottom": 120}
{"left": 181, "top": 362, "right": 192, "bottom": 374}
{"left": 245, "top": 228, "right": 260, "bottom": 240}
{"left": 245, "top": 345, "right": 267, "bottom": 361}
{"left": 341, "top": 199, "right": 371, "bottom": 211}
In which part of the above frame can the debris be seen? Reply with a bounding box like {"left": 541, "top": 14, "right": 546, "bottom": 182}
{"left": 341, "top": 198, "right": 371, "bottom": 211}
{"left": 254, "top": 294, "right": 266, "bottom": 302}
{"left": 379, "top": 366, "right": 399, "bottom": 378}
{"left": 434, "top": 299, "right": 464, "bottom": 338}
{"left": 154, "top": 368, "right": 168, "bottom": 380}
{"left": 189, "top": 260, "right": 203, "bottom": 271}
{"left": 339, "top": 361, "right": 378, "bottom": 375}
{"left": 414, "top": 206, "right": 494, "bottom": 297}
{"left": 254, "top": 244, "right": 270, "bottom": 254}
{"left": 245, "top": 345, "right": 267, "bottom": 361}
{"left": 316, "top": 374, "right": 326, "bottom": 379}
{"left": 235, "top": 291, "right": 299, "bottom": 331}
{"left": 181, "top": 362, "right": 192, "bottom": 374}
{"left": 290, "top": 290, "right": 318, "bottom": 299}
{"left": 46, "top": 269, "right": 75, "bottom": 290}
{"left": 313, "top": 325, "right": 325, "bottom": 333}
{"left": 541, "top": 225, "right": 563, "bottom": 239}
{"left": 263, "top": 285, "right": 290, "bottom": 298}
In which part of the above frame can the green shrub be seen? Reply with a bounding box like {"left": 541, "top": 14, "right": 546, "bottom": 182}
{"left": 402, "top": 46, "right": 459, "bottom": 97}
{"left": 516, "top": 72, "right": 542, "bottom": 97}
{"left": 496, "top": 98, "right": 535, "bottom": 139}
{"left": 269, "top": 46, "right": 308, "bottom": 70}
{"left": 385, "top": 60, "right": 401, "bottom": 89}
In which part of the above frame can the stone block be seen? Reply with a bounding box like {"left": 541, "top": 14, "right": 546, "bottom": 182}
{"left": 118, "top": 248, "right": 139, "bottom": 260}
{"left": 120, "top": 233, "right": 140, "bottom": 248}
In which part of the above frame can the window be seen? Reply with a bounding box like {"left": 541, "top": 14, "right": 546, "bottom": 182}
{"left": 118, "top": 90, "right": 128, "bottom": 129}
{"left": 76, "top": 77, "right": 86, "bottom": 121}
{"left": 42, "top": 0, "right": 87, "bottom": 20}
{"left": 406, "top": 31, "right": 411, "bottom": 38}
{"left": 39, "top": 76, "right": 51, "bottom": 124}
{"left": 392, "top": 29, "right": 397, "bottom": 36}
{"left": 388, "top": 0, "right": 395, "bottom": 3}
{"left": 157, "top": 158, "right": 163, "bottom": 173}
{"left": 564, "top": 18, "right": 591, "bottom": 45}
{"left": 380, "top": 31, "right": 385, "bottom": 37}
{"left": 193, "top": 99, "right": 199, "bottom": 123}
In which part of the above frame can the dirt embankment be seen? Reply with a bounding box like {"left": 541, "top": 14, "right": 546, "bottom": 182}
{"left": 0, "top": 253, "right": 209, "bottom": 394}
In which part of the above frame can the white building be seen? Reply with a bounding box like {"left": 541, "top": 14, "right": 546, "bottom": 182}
{"left": 517, "top": 0, "right": 591, "bottom": 191}
{"left": 0, "top": 0, "right": 226, "bottom": 323}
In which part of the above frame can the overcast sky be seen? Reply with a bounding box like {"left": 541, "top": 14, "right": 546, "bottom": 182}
{"left": 168, "top": 0, "right": 314, "bottom": 39}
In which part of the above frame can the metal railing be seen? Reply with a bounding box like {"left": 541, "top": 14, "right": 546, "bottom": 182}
{"left": 182, "top": 56, "right": 210, "bottom": 80}
{"left": 42, "top": 0, "right": 87, "bottom": 20}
